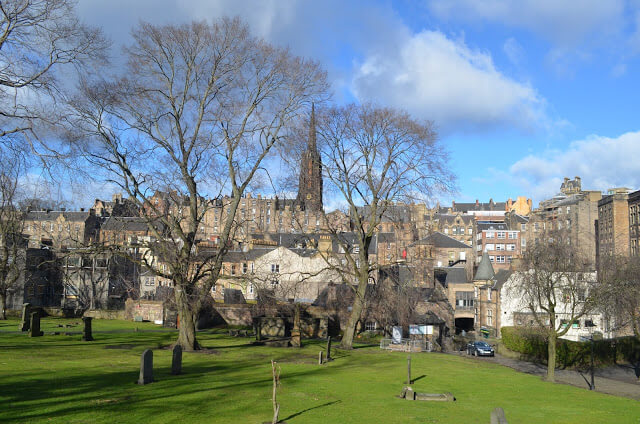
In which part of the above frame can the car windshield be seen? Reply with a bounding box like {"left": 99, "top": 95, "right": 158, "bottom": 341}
{"left": 476, "top": 342, "right": 490, "bottom": 347}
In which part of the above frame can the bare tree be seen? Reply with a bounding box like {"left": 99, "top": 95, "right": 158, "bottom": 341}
{"left": 508, "top": 231, "right": 597, "bottom": 382}
{"left": 316, "top": 104, "right": 454, "bottom": 349}
{"left": 0, "top": 0, "right": 108, "bottom": 156}
{"left": 597, "top": 254, "right": 640, "bottom": 340}
{"left": 0, "top": 161, "right": 25, "bottom": 319}
{"left": 68, "top": 18, "right": 328, "bottom": 350}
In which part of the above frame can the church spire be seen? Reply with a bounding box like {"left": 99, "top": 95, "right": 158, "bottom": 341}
{"left": 296, "top": 104, "right": 323, "bottom": 211}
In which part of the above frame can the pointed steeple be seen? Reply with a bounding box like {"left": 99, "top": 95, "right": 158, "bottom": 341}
{"left": 308, "top": 103, "right": 317, "bottom": 150}
{"left": 474, "top": 251, "right": 495, "bottom": 281}
{"left": 295, "top": 103, "right": 323, "bottom": 211}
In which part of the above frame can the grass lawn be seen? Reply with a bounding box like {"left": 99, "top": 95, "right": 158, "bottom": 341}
{"left": 1, "top": 318, "right": 638, "bottom": 423}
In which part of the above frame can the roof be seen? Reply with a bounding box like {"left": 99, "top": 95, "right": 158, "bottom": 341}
{"left": 477, "top": 222, "right": 508, "bottom": 232}
{"left": 101, "top": 216, "right": 155, "bottom": 232}
{"left": 445, "top": 267, "right": 468, "bottom": 285}
{"left": 25, "top": 210, "right": 90, "bottom": 222}
{"left": 474, "top": 251, "right": 495, "bottom": 281}
{"left": 493, "top": 269, "right": 512, "bottom": 291}
{"left": 412, "top": 232, "right": 471, "bottom": 249}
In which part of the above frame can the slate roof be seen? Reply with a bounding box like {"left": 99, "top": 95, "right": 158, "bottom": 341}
{"left": 434, "top": 266, "right": 468, "bottom": 287}
{"left": 412, "top": 232, "right": 471, "bottom": 249}
{"left": 477, "top": 222, "right": 508, "bottom": 232}
{"left": 25, "top": 211, "right": 90, "bottom": 222}
{"left": 493, "top": 269, "right": 512, "bottom": 291}
{"left": 101, "top": 216, "right": 157, "bottom": 232}
{"left": 474, "top": 251, "right": 496, "bottom": 281}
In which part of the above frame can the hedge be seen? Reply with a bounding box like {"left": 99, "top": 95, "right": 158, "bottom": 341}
{"left": 500, "top": 326, "right": 640, "bottom": 369}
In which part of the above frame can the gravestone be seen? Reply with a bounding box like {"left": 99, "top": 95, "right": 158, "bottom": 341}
{"left": 137, "top": 349, "right": 153, "bottom": 385}
{"left": 290, "top": 306, "right": 301, "bottom": 348}
{"left": 318, "top": 351, "right": 324, "bottom": 365}
{"left": 19, "top": 303, "right": 31, "bottom": 331}
{"left": 82, "top": 317, "right": 94, "bottom": 341}
{"left": 326, "top": 336, "right": 332, "bottom": 361}
{"left": 491, "top": 407, "right": 508, "bottom": 424}
{"left": 29, "top": 312, "right": 43, "bottom": 337}
{"left": 171, "top": 345, "right": 182, "bottom": 375}
{"left": 223, "top": 288, "right": 246, "bottom": 304}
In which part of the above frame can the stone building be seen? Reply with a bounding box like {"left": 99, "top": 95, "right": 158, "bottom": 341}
{"left": 629, "top": 190, "right": 640, "bottom": 256}
{"left": 597, "top": 188, "right": 632, "bottom": 260}
{"left": 526, "top": 177, "right": 601, "bottom": 269}
{"left": 23, "top": 209, "right": 100, "bottom": 249}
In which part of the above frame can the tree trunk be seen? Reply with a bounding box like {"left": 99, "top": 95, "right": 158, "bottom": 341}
{"left": 0, "top": 292, "right": 6, "bottom": 320}
{"left": 341, "top": 278, "right": 367, "bottom": 349}
{"left": 547, "top": 332, "right": 557, "bottom": 382}
{"left": 175, "top": 288, "right": 199, "bottom": 351}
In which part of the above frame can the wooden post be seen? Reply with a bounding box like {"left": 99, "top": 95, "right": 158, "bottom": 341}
{"left": 407, "top": 354, "right": 412, "bottom": 385}
{"left": 319, "top": 351, "right": 324, "bottom": 365}
{"left": 271, "top": 360, "right": 280, "bottom": 424}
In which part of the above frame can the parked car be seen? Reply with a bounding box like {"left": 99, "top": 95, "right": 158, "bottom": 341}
{"left": 466, "top": 341, "right": 495, "bottom": 357}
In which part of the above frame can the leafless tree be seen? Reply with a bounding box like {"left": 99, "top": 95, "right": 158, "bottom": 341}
{"left": 316, "top": 103, "right": 454, "bottom": 349}
{"left": 509, "top": 230, "right": 597, "bottom": 382}
{"left": 0, "top": 0, "right": 108, "bottom": 158}
{"left": 67, "top": 18, "right": 328, "bottom": 350}
{"left": 597, "top": 254, "right": 640, "bottom": 340}
{"left": 0, "top": 157, "right": 25, "bottom": 319}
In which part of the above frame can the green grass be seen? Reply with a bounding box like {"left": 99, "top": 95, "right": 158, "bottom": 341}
{"left": 0, "top": 318, "right": 638, "bottom": 423}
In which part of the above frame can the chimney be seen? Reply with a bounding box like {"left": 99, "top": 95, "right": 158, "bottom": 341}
{"left": 318, "top": 234, "right": 332, "bottom": 253}
{"left": 475, "top": 199, "right": 479, "bottom": 207}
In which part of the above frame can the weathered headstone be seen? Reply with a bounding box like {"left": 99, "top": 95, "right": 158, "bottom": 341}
{"left": 254, "top": 318, "right": 262, "bottom": 341}
{"left": 318, "top": 351, "right": 324, "bottom": 365}
{"left": 29, "top": 312, "right": 43, "bottom": 337}
{"left": 19, "top": 303, "right": 31, "bottom": 331}
{"left": 82, "top": 317, "right": 94, "bottom": 341}
{"left": 290, "top": 306, "right": 301, "bottom": 348}
{"left": 171, "top": 345, "right": 182, "bottom": 375}
{"left": 326, "top": 336, "right": 332, "bottom": 361}
{"left": 137, "top": 349, "right": 153, "bottom": 385}
{"left": 223, "top": 288, "right": 246, "bottom": 304}
{"left": 491, "top": 407, "right": 508, "bottom": 424}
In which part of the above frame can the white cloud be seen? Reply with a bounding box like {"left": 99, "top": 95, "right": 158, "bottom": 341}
{"left": 352, "top": 30, "right": 546, "bottom": 132}
{"left": 503, "top": 37, "right": 525, "bottom": 66}
{"left": 508, "top": 131, "right": 640, "bottom": 201}
{"left": 427, "top": 0, "right": 624, "bottom": 47}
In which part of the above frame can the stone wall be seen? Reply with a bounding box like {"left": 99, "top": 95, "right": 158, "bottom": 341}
{"left": 84, "top": 309, "right": 127, "bottom": 320}
{"left": 214, "top": 304, "right": 253, "bottom": 326}
{"left": 124, "top": 299, "right": 164, "bottom": 323}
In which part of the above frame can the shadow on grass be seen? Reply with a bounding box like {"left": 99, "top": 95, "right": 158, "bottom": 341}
{"left": 281, "top": 400, "right": 341, "bottom": 421}
{"left": 411, "top": 374, "right": 426, "bottom": 384}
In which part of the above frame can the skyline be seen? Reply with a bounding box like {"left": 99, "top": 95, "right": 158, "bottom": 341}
{"left": 69, "top": 1, "right": 640, "bottom": 207}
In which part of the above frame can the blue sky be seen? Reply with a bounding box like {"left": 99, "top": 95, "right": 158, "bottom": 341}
{"left": 75, "top": 0, "right": 640, "bottom": 207}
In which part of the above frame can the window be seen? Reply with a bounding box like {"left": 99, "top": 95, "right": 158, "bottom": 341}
{"left": 487, "top": 309, "right": 493, "bottom": 326}
{"left": 496, "top": 255, "right": 506, "bottom": 263}
{"left": 271, "top": 264, "right": 279, "bottom": 273}
{"left": 353, "top": 245, "right": 360, "bottom": 253}
{"left": 508, "top": 232, "right": 517, "bottom": 239}
{"left": 497, "top": 231, "right": 506, "bottom": 239}
{"left": 496, "top": 244, "right": 505, "bottom": 251}
{"left": 566, "top": 206, "right": 571, "bottom": 213}
{"left": 534, "top": 223, "right": 539, "bottom": 231}
{"left": 242, "top": 263, "right": 248, "bottom": 274}
{"left": 521, "top": 223, "right": 526, "bottom": 231}
{"left": 489, "top": 255, "right": 495, "bottom": 262}
{"left": 486, "top": 231, "right": 494, "bottom": 239}
{"left": 444, "top": 228, "right": 449, "bottom": 234}
{"left": 487, "top": 287, "right": 492, "bottom": 301}
{"left": 506, "top": 244, "right": 515, "bottom": 251}
{"left": 365, "top": 321, "right": 377, "bottom": 331}
{"left": 485, "top": 243, "right": 495, "bottom": 251}
{"left": 468, "top": 228, "right": 473, "bottom": 235}
{"left": 456, "top": 291, "right": 474, "bottom": 308}
{"left": 248, "top": 284, "right": 254, "bottom": 294}
{"left": 231, "top": 265, "right": 236, "bottom": 275}
{"left": 474, "top": 287, "right": 478, "bottom": 298}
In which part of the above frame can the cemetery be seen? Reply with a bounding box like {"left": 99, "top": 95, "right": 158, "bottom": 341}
{"left": 1, "top": 316, "right": 639, "bottom": 423}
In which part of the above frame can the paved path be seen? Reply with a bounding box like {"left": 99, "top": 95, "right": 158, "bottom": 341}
{"left": 455, "top": 351, "right": 640, "bottom": 400}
